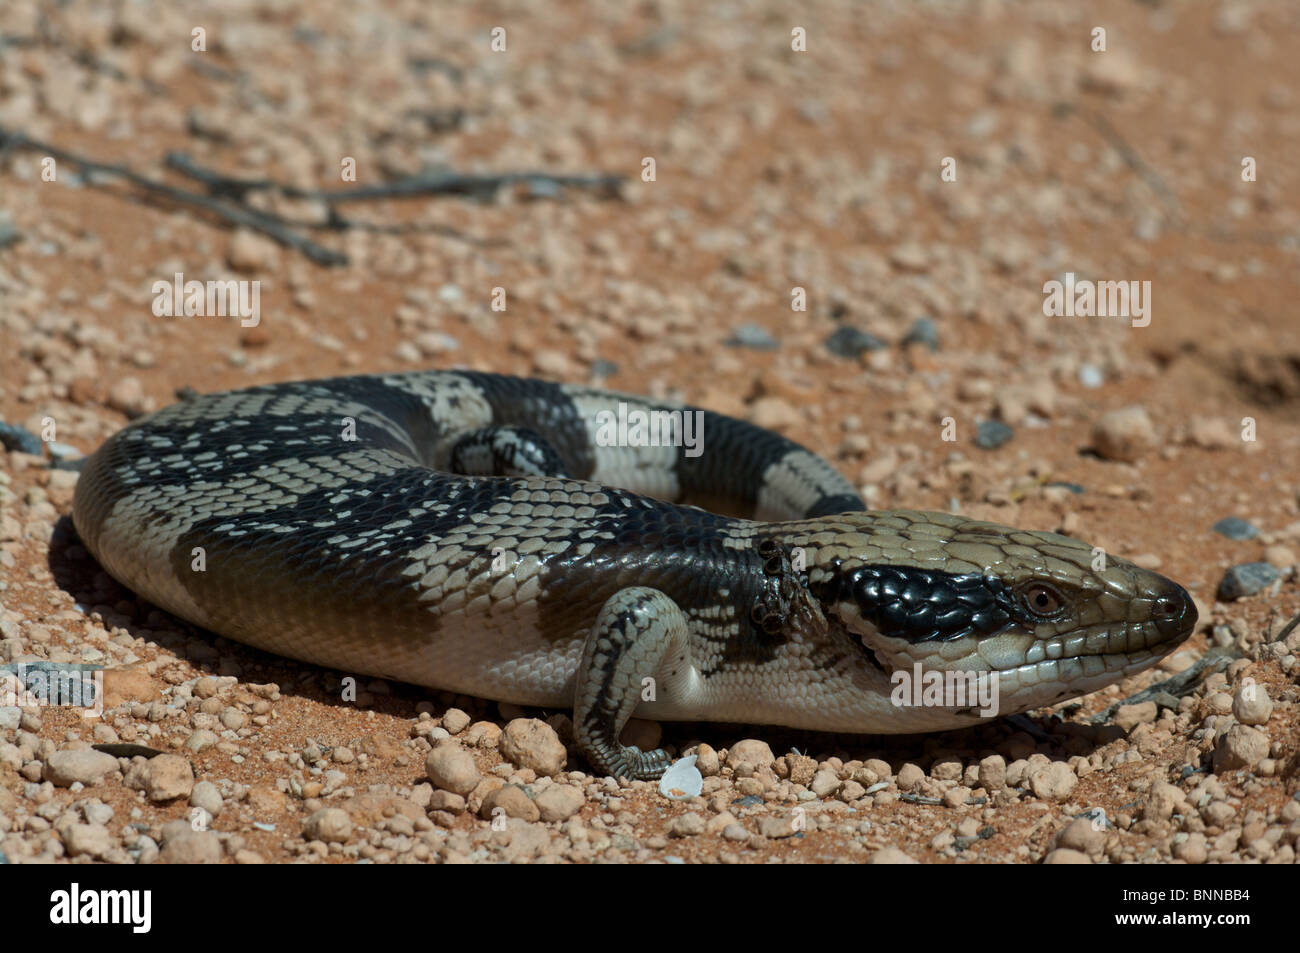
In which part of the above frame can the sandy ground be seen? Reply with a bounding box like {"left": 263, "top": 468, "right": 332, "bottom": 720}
{"left": 1, "top": 0, "right": 1299, "bottom": 864}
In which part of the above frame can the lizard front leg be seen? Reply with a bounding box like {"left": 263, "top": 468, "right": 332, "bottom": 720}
{"left": 574, "top": 586, "right": 691, "bottom": 780}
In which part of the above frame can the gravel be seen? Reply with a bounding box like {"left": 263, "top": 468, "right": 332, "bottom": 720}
{"left": 824, "top": 325, "right": 887, "bottom": 358}
{"left": 497, "top": 718, "right": 566, "bottom": 777}
{"left": 1212, "top": 517, "right": 1259, "bottom": 540}
{"left": 426, "top": 742, "right": 481, "bottom": 795}
{"left": 42, "top": 750, "right": 120, "bottom": 787}
{"left": 900, "top": 316, "right": 939, "bottom": 351}
{"left": 974, "top": 420, "right": 1014, "bottom": 450}
{"left": 1091, "top": 406, "right": 1157, "bottom": 462}
{"left": 1217, "top": 562, "right": 1281, "bottom": 600}
{"left": 725, "top": 323, "right": 779, "bottom": 350}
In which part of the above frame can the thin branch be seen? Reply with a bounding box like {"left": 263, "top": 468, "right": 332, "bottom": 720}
{"left": 0, "top": 127, "right": 346, "bottom": 265}
{"left": 0, "top": 128, "right": 623, "bottom": 266}
{"left": 1090, "top": 646, "right": 1238, "bottom": 725}
{"left": 164, "top": 150, "right": 623, "bottom": 203}
{"left": 1055, "top": 101, "right": 1182, "bottom": 219}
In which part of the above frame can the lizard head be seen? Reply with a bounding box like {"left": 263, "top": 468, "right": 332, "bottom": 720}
{"left": 794, "top": 509, "right": 1197, "bottom": 727}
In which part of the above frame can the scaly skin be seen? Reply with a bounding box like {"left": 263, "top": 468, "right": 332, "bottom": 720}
{"left": 72, "top": 371, "right": 1197, "bottom": 778}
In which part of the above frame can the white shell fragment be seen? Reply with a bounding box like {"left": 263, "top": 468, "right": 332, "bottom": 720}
{"left": 658, "top": 755, "right": 703, "bottom": 800}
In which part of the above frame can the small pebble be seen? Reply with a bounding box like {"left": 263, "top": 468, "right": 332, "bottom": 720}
{"left": 1217, "top": 563, "right": 1279, "bottom": 601}
{"left": 901, "top": 316, "right": 939, "bottom": 351}
{"left": 725, "top": 323, "right": 779, "bottom": 350}
{"left": 975, "top": 420, "right": 1014, "bottom": 450}
{"left": 1212, "top": 517, "right": 1258, "bottom": 541}
{"left": 824, "top": 325, "right": 887, "bottom": 358}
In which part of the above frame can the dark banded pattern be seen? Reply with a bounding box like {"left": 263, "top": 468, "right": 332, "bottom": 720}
{"left": 73, "top": 370, "right": 1197, "bottom": 778}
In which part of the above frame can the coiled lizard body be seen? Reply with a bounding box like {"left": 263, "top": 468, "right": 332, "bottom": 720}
{"left": 73, "top": 370, "right": 1197, "bottom": 778}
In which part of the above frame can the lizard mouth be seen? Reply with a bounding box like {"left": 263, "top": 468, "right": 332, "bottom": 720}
{"left": 859, "top": 616, "right": 1197, "bottom": 718}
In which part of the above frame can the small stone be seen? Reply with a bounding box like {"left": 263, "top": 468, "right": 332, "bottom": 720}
{"left": 533, "top": 349, "right": 572, "bottom": 378}
{"left": 748, "top": 396, "right": 800, "bottom": 431}
{"left": 189, "top": 780, "right": 223, "bottom": 817}
{"left": 726, "top": 323, "right": 779, "bottom": 350}
{"left": 43, "top": 749, "right": 119, "bottom": 787}
{"left": 1212, "top": 517, "right": 1258, "bottom": 540}
{"left": 426, "top": 742, "right": 480, "bottom": 795}
{"left": 694, "top": 743, "right": 720, "bottom": 777}
{"left": 824, "top": 325, "right": 886, "bottom": 358}
{"left": 758, "top": 815, "right": 799, "bottom": 838}
{"left": 227, "top": 228, "right": 279, "bottom": 273}
{"left": 1172, "top": 832, "right": 1208, "bottom": 864}
{"left": 63, "top": 823, "right": 113, "bottom": 858}
{"left": 897, "top": 763, "right": 925, "bottom": 792}
{"left": 145, "top": 754, "right": 195, "bottom": 802}
{"left": 943, "top": 786, "right": 971, "bottom": 809}
{"left": 480, "top": 784, "right": 540, "bottom": 822}
{"left": 106, "top": 377, "right": 151, "bottom": 418}
{"left": 1183, "top": 416, "right": 1236, "bottom": 449}
{"left": 727, "top": 739, "right": 775, "bottom": 768}
{"left": 304, "top": 808, "right": 351, "bottom": 844}
{"left": 534, "top": 784, "right": 585, "bottom": 822}
{"left": 1213, "top": 724, "right": 1269, "bottom": 772}
{"left": 160, "top": 829, "right": 221, "bottom": 864}
{"left": 1263, "top": 545, "right": 1295, "bottom": 568}
{"left": 102, "top": 666, "right": 160, "bottom": 708}
{"left": 428, "top": 790, "right": 467, "bottom": 813}
{"left": 414, "top": 332, "right": 460, "bottom": 356}
{"left": 1028, "top": 762, "right": 1077, "bottom": 801}
{"left": 1056, "top": 817, "right": 1105, "bottom": 854}
{"left": 889, "top": 243, "right": 929, "bottom": 272}
{"left": 975, "top": 420, "right": 1014, "bottom": 450}
{"left": 931, "top": 757, "right": 963, "bottom": 781}
{"left": 669, "top": 812, "right": 705, "bottom": 837}
{"left": 722, "top": 822, "right": 750, "bottom": 842}
{"left": 1043, "top": 848, "right": 1092, "bottom": 864}
{"left": 866, "top": 847, "right": 918, "bottom": 864}
{"left": 838, "top": 780, "right": 866, "bottom": 803}
{"left": 1217, "top": 563, "right": 1279, "bottom": 601}
{"left": 441, "top": 708, "right": 471, "bottom": 734}
{"left": 498, "top": 718, "right": 566, "bottom": 777}
{"left": 901, "top": 316, "right": 939, "bottom": 351}
{"left": 1078, "top": 364, "right": 1105, "bottom": 389}
{"left": 786, "top": 753, "right": 817, "bottom": 786}
{"left": 978, "top": 754, "right": 1006, "bottom": 792}
{"left": 809, "top": 769, "right": 841, "bottom": 798}
{"left": 1092, "top": 406, "right": 1156, "bottom": 462}
{"left": 1114, "top": 701, "right": 1158, "bottom": 731}
{"left": 186, "top": 730, "right": 219, "bottom": 753}
{"left": 0, "top": 422, "right": 43, "bottom": 455}
{"left": 1144, "top": 782, "right": 1186, "bottom": 821}
{"left": 1232, "top": 683, "right": 1273, "bottom": 725}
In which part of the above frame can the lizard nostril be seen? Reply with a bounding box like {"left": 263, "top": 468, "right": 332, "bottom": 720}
{"left": 1153, "top": 585, "right": 1196, "bottom": 637}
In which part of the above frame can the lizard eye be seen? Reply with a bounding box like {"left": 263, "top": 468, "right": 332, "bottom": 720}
{"left": 1023, "top": 583, "right": 1064, "bottom": 616}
